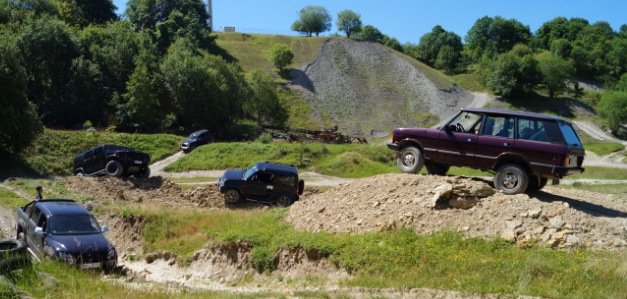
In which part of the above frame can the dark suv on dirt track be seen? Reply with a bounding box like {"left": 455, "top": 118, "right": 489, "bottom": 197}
{"left": 387, "top": 108, "right": 585, "bottom": 194}
{"left": 217, "top": 162, "right": 305, "bottom": 206}
{"left": 73, "top": 144, "right": 151, "bottom": 178}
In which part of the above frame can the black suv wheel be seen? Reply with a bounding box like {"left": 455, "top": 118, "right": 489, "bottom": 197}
{"left": 224, "top": 189, "right": 240, "bottom": 204}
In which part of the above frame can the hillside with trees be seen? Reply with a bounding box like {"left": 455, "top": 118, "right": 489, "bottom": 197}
{"left": 2, "top": 1, "right": 627, "bottom": 164}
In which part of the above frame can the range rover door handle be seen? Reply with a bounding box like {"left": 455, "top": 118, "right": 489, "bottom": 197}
{"left": 503, "top": 142, "right": 512, "bottom": 147}
{"left": 467, "top": 138, "right": 475, "bottom": 143}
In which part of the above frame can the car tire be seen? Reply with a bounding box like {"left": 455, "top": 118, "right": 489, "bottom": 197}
{"left": 224, "top": 189, "right": 241, "bottom": 204}
{"left": 75, "top": 171, "right": 84, "bottom": 177}
{"left": 396, "top": 146, "right": 425, "bottom": 174}
{"left": 425, "top": 161, "right": 450, "bottom": 176}
{"left": 277, "top": 195, "right": 294, "bottom": 207}
{"left": 0, "top": 256, "right": 31, "bottom": 275}
{"left": 136, "top": 167, "right": 150, "bottom": 179}
{"left": 0, "top": 239, "right": 27, "bottom": 259}
{"left": 105, "top": 160, "right": 124, "bottom": 177}
{"left": 526, "top": 176, "right": 548, "bottom": 193}
{"left": 298, "top": 180, "right": 305, "bottom": 195}
{"left": 494, "top": 164, "right": 529, "bottom": 195}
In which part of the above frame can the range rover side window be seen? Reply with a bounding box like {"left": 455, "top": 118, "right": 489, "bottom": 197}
{"left": 482, "top": 115, "right": 514, "bottom": 138}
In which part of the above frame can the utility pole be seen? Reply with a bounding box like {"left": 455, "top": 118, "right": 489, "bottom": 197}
{"left": 207, "top": 0, "right": 213, "bottom": 31}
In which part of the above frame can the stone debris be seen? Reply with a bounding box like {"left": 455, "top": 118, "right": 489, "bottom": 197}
{"left": 286, "top": 173, "right": 627, "bottom": 251}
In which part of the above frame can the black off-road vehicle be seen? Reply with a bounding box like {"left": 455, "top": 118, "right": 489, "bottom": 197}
{"left": 217, "top": 162, "right": 305, "bottom": 206}
{"left": 73, "top": 145, "right": 151, "bottom": 178}
{"left": 180, "top": 129, "right": 213, "bottom": 153}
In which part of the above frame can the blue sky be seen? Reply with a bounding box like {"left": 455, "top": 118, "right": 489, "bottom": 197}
{"left": 112, "top": 0, "right": 626, "bottom": 44}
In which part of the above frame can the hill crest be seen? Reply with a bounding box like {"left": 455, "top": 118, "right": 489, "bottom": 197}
{"left": 287, "top": 39, "right": 474, "bottom": 134}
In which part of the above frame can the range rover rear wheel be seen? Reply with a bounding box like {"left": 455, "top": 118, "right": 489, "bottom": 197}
{"left": 425, "top": 161, "right": 450, "bottom": 176}
{"left": 224, "top": 189, "right": 240, "bottom": 204}
{"left": 397, "top": 146, "right": 424, "bottom": 174}
{"left": 106, "top": 160, "right": 124, "bottom": 177}
{"left": 494, "top": 164, "right": 529, "bottom": 195}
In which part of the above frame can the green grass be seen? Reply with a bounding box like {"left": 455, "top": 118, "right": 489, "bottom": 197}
{"left": 164, "top": 142, "right": 397, "bottom": 178}
{"left": 22, "top": 129, "right": 182, "bottom": 176}
{"left": 582, "top": 142, "right": 625, "bottom": 156}
{"left": 570, "top": 166, "right": 627, "bottom": 180}
{"left": 452, "top": 73, "right": 487, "bottom": 92}
{"left": 0, "top": 186, "right": 28, "bottom": 210}
{"left": 136, "top": 208, "right": 627, "bottom": 298}
{"left": 214, "top": 33, "right": 328, "bottom": 74}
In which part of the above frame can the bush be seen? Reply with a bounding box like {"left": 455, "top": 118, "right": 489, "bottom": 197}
{"left": 258, "top": 133, "right": 272, "bottom": 144}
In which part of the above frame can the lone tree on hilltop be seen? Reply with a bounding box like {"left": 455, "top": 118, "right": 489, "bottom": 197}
{"left": 336, "top": 9, "right": 362, "bottom": 38}
{"left": 291, "top": 5, "right": 331, "bottom": 37}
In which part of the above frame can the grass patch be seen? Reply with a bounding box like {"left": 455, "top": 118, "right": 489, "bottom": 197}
{"left": 135, "top": 208, "right": 627, "bottom": 298}
{"left": 214, "top": 33, "right": 328, "bottom": 73}
{"left": 164, "top": 142, "right": 397, "bottom": 178}
{"left": 11, "top": 261, "right": 260, "bottom": 299}
{"left": 570, "top": 166, "right": 627, "bottom": 180}
{"left": 452, "top": 73, "right": 487, "bottom": 92}
{"left": 22, "top": 129, "right": 182, "bottom": 176}
{"left": 0, "top": 186, "right": 28, "bottom": 210}
{"left": 582, "top": 142, "right": 625, "bottom": 156}
{"left": 6, "top": 178, "right": 80, "bottom": 201}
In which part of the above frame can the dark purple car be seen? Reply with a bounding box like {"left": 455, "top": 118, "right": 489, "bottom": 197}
{"left": 387, "top": 108, "right": 585, "bottom": 194}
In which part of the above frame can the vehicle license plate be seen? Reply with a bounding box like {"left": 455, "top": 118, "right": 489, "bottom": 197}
{"left": 81, "top": 263, "right": 101, "bottom": 269}
{"left": 134, "top": 160, "right": 143, "bottom": 164}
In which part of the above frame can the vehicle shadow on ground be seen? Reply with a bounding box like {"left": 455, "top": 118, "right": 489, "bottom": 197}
{"left": 531, "top": 191, "right": 627, "bottom": 218}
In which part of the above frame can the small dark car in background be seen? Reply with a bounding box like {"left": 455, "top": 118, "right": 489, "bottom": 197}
{"left": 73, "top": 144, "right": 151, "bottom": 178}
{"left": 217, "top": 162, "right": 305, "bottom": 206}
{"left": 388, "top": 108, "right": 585, "bottom": 194}
{"left": 180, "top": 129, "right": 213, "bottom": 153}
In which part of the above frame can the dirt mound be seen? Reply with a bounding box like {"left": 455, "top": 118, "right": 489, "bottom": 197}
{"left": 64, "top": 176, "right": 226, "bottom": 208}
{"left": 286, "top": 173, "right": 627, "bottom": 251}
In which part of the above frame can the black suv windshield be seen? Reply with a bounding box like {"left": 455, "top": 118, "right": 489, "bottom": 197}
{"left": 243, "top": 166, "right": 258, "bottom": 180}
{"left": 188, "top": 133, "right": 198, "bottom": 140}
{"left": 50, "top": 215, "right": 101, "bottom": 235}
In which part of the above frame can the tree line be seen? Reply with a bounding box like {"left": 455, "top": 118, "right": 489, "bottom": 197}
{"left": 0, "top": 0, "right": 289, "bottom": 158}
{"left": 2, "top": 2, "right": 627, "bottom": 159}
{"left": 293, "top": 7, "right": 627, "bottom": 135}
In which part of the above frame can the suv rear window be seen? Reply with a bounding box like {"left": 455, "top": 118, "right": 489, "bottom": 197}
{"left": 273, "top": 175, "right": 296, "bottom": 187}
{"left": 559, "top": 123, "right": 582, "bottom": 146}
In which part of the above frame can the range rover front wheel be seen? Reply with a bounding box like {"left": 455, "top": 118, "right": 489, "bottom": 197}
{"left": 494, "top": 164, "right": 529, "bottom": 195}
{"left": 397, "top": 146, "right": 424, "bottom": 174}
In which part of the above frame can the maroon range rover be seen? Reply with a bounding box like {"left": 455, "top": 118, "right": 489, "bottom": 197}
{"left": 387, "top": 108, "right": 585, "bottom": 194}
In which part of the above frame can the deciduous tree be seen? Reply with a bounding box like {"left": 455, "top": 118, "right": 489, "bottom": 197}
{"left": 269, "top": 44, "right": 294, "bottom": 75}
{"left": 539, "top": 57, "right": 575, "bottom": 98}
{"left": 0, "top": 35, "right": 43, "bottom": 158}
{"left": 245, "top": 70, "right": 288, "bottom": 126}
{"left": 336, "top": 9, "right": 361, "bottom": 38}
{"left": 597, "top": 91, "right": 627, "bottom": 134}
{"left": 290, "top": 5, "right": 331, "bottom": 37}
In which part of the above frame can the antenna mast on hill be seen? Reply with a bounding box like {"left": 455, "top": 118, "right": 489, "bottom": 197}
{"left": 207, "top": 0, "right": 213, "bottom": 31}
